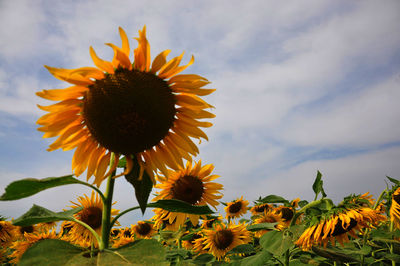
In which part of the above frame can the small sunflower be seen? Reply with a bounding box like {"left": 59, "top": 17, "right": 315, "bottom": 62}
{"left": 194, "top": 222, "right": 251, "bottom": 260}
{"left": 296, "top": 207, "right": 385, "bottom": 251}
{"left": 62, "top": 191, "right": 119, "bottom": 247}
{"left": 37, "top": 26, "right": 215, "bottom": 186}
{"left": 224, "top": 196, "right": 249, "bottom": 219}
{"left": 112, "top": 227, "right": 135, "bottom": 248}
{"left": 252, "top": 209, "right": 283, "bottom": 238}
{"left": 152, "top": 161, "right": 223, "bottom": 229}
{"left": 9, "top": 230, "right": 58, "bottom": 264}
{"left": 390, "top": 187, "right": 400, "bottom": 229}
{"left": 201, "top": 216, "right": 223, "bottom": 229}
{"left": 250, "top": 203, "right": 272, "bottom": 216}
{"left": 132, "top": 221, "right": 156, "bottom": 239}
{"left": 0, "top": 221, "right": 17, "bottom": 245}
{"left": 182, "top": 231, "right": 203, "bottom": 250}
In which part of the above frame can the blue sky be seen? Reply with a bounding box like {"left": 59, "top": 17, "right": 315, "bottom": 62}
{"left": 1, "top": 0, "right": 400, "bottom": 226}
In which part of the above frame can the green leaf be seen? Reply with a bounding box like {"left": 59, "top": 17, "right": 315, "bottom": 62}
{"left": 312, "top": 171, "right": 327, "bottom": 199}
{"left": 165, "top": 249, "right": 191, "bottom": 260}
{"left": 384, "top": 253, "right": 400, "bottom": 263}
{"left": 311, "top": 247, "right": 359, "bottom": 263}
{"left": 148, "top": 199, "right": 214, "bottom": 215}
{"left": 12, "top": 205, "right": 82, "bottom": 226}
{"left": 259, "top": 195, "right": 289, "bottom": 204}
{"left": 192, "top": 253, "right": 215, "bottom": 265}
{"left": 124, "top": 156, "right": 154, "bottom": 214}
{"left": 19, "top": 239, "right": 90, "bottom": 266}
{"left": 298, "top": 200, "right": 309, "bottom": 208}
{"left": 247, "top": 222, "right": 278, "bottom": 231}
{"left": 259, "top": 230, "right": 293, "bottom": 257}
{"left": 232, "top": 250, "right": 273, "bottom": 266}
{"left": 387, "top": 176, "right": 400, "bottom": 185}
{"left": 117, "top": 156, "right": 127, "bottom": 168}
{"left": 229, "top": 244, "right": 255, "bottom": 255}
{"left": 19, "top": 238, "right": 167, "bottom": 265}
{"left": 0, "top": 175, "right": 83, "bottom": 201}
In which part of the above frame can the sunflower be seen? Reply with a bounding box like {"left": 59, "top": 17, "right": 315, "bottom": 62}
{"left": 36, "top": 26, "right": 215, "bottom": 186}
{"left": 295, "top": 207, "right": 385, "bottom": 251}
{"left": 9, "top": 230, "right": 58, "bottom": 264}
{"left": 224, "top": 196, "right": 249, "bottom": 219}
{"left": 390, "top": 187, "right": 400, "bottom": 229}
{"left": 62, "top": 191, "right": 119, "bottom": 247}
{"left": 250, "top": 203, "right": 272, "bottom": 216}
{"left": 0, "top": 221, "right": 16, "bottom": 245}
{"left": 201, "top": 216, "right": 223, "bottom": 229}
{"left": 194, "top": 222, "right": 251, "bottom": 260}
{"left": 252, "top": 209, "right": 283, "bottom": 238}
{"left": 112, "top": 227, "right": 135, "bottom": 248}
{"left": 37, "top": 221, "right": 58, "bottom": 233}
{"left": 152, "top": 161, "right": 223, "bottom": 229}
{"left": 132, "top": 221, "right": 156, "bottom": 239}
{"left": 182, "top": 231, "right": 203, "bottom": 250}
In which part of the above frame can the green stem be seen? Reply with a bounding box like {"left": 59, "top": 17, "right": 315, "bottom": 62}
{"left": 373, "top": 189, "right": 387, "bottom": 210}
{"left": 290, "top": 199, "right": 325, "bottom": 226}
{"left": 389, "top": 221, "right": 395, "bottom": 266}
{"left": 109, "top": 206, "right": 141, "bottom": 229}
{"left": 73, "top": 218, "right": 102, "bottom": 247}
{"left": 99, "top": 153, "right": 117, "bottom": 251}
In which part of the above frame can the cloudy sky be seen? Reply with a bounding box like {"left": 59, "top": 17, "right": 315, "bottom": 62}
{"left": 1, "top": 0, "right": 399, "bottom": 226}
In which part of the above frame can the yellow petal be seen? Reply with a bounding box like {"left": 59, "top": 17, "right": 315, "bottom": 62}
{"left": 106, "top": 43, "right": 132, "bottom": 70}
{"left": 90, "top": 46, "right": 114, "bottom": 74}
{"left": 119, "top": 27, "right": 130, "bottom": 57}
{"left": 150, "top": 50, "right": 170, "bottom": 73}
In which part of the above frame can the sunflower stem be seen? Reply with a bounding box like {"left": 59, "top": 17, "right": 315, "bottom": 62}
{"left": 99, "top": 153, "right": 117, "bottom": 251}
{"left": 110, "top": 206, "right": 141, "bottom": 229}
{"left": 72, "top": 218, "right": 102, "bottom": 248}
{"left": 389, "top": 220, "right": 396, "bottom": 266}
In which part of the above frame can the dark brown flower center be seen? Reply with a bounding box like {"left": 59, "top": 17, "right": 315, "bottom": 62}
{"left": 79, "top": 206, "right": 102, "bottom": 229}
{"left": 214, "top": 229, "right": 234, "bottom": 250}
{"left": 20, "top": 226, "right": 34, "bottom": 234}
{"left": 393, "top": 193, "right": 400, "bottom": 204}
{"left": 83, "top": 68, "right": 176, "bottom": 155}
{"left": 190, "top": 233, "right": 203, "bottom": 244}
{"left": 136, "top": 222, "right": 152, "bottom": 236}
{"left": 228, "top": 201, "right": 243, "bottom": 214}
{"left": 171, "top": 175, "right": 204, "bottom": 205}
{"left": 123, "top": 229, "right": 133, "bottom": 238}
{"left": 278, "top": 207, "right": 294, "bottom": 221}
{"left": 330, "top": 218, "right": 357, "bottom": 237}
{"left": 110, "top": 228, "right": 120, "bottom": 237}
{"left": 254, "top": 204, "right": 270, "bottom": 213}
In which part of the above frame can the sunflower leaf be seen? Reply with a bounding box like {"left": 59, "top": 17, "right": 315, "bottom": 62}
{"left": 247, "top": 222, "right": 278, "bottom": 231}
{"left": 387, "top": 176, "right": 400, "bottom": 185}
{"left": 124, "top": 156, "right": 153, "bottom": 214}
{"left": 311, "top": 246, "right": 359, "bottom": 263}
{"left": 0, "top": 175, "right": 83, "bottom": 201}
{"left": 148, "top": 199, "right": 214, "bottom": 215}
{"left": 228, "top": 244, "right": 256, "bottom": 254}
{"left": 260, "top": 230, "right": 293, "bottom": 257}
{"left": 12, "top": 204, "right": 82, "bottom": 226}
{"left": 191, "top": 254, "right": 215, "bottom": 265}
{"left": 312, "top": 171, "right": 327, "bottom": 199}
{"left": 259, "top": 195, "right": 290, "bottom": 204}
{"left": 232, "top": 250, "right": 273, "bottom": 266}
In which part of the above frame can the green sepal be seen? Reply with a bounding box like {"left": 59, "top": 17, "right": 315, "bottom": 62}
{"left": 12, "top": 204, "right": 82, "bottom": 226}
{"left": 148, "top": 199, "right": 214, "bottom": 215}
{"left": 0, "top": 175, "right": 83, "bottom": 201}
{"left": 124, "top": 155, "right": 153, "bottom": 214}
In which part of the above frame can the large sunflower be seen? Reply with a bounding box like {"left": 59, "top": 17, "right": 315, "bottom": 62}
{"left": 37, "top": 26, "right": 215, "bottom": 186}
{"left": 295, "top": 207, "right": 385, "bottom": 251}
{"left": 62, "top": 191, "right": 119, "bottom": 247}
{"left": 194, "top": 222, "right": 251, "bottom": 260}
{"left": 152, "top": 161, "right": 223, "bottom": 230}
{"left": 390, "top": 187, "right": 400, "bottom": 229}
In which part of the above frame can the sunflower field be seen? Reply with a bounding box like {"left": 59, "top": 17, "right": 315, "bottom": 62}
{"left": 1, "top": 27, "right": 400, "bottom": 266}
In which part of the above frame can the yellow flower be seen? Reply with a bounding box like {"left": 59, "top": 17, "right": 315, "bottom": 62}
{"left": 112, "top": 227, "right": 135, "bottom": 248}
{"left": 201, "top": 216, "right": 223, "bottom": 229}
{"left": 250, "top": 203, "right": 272, "bottom": 216}
{"left": 182, "top": 231, "right": 203, "bottom": 250}
{"left": 0, "top": 221, "right": 17, "bottom": 245}
{"left": 36, "top": 26, "right": 215, "bottom": 186}
{"left": 390, "top": 187, "right": 400, "bottom": 229}
{"left": 194, "top": 222, "right": 251, "bottom": 260}
{"left": 132, "top": 221, "right": 156, "bottom": 239}
{"left": 9, "top": 230, "right": 58, "bottom": 264}
{"left": 252, "top": 209, "right": 283, "bottom": 238}
{"left": 62, "top": 191, "right": 119, "bottom": 247}
{"left": 152, "top": 161, "right": 223, "bottom": 230}
{"left": 296, "top": 207, "right": 386, "bottom": 251}
{"left": 224, "top": 196, "right": 249, "bottom": 219}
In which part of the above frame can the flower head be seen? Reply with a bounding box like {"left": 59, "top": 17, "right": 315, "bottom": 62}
{"left": 390, "top": 187, "right": 400, "bottom": 229}
{"left": 132, "top": 221, "right": 156, "bottom": 239}
{"left": 224, "top": 196, "right": 249, "bottom": 219}
{"left": 37, "top": 26, "right": 215, "bottom": 186}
